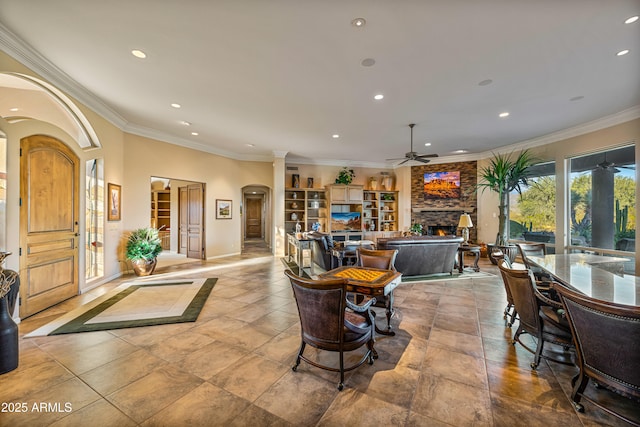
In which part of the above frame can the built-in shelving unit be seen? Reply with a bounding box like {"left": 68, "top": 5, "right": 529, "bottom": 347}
{"left": 151, "top": 189, "right": 171, "bottom": 249}
{"left": 364, "top": 190, "right": 398, "bottom": 233}
{"left": 284, "top": 188, "right": 327, "bottom": 234}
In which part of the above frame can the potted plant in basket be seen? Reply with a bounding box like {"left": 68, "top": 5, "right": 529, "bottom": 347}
{"left": 335, "top": 167, "right": 355, "bottom": 185}
{"left": 125, "top": 227, "right": 163, "bottom": 276}
{"left": 476, "top": 149, "right": 538, "bottom": 263}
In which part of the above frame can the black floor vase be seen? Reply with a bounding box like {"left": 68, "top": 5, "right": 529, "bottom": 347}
{"left": 0, "top": 296, "right": 18, "bottom": 374}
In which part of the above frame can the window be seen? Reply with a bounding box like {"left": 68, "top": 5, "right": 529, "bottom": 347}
{"left": 568, "top": 145, "right": 635, "bottom": 252}
{"left": 85, "top": 159, "right": 104, "bottom": 280}
{"left": 509, "top": 161, "right": 556, "bottom": 251}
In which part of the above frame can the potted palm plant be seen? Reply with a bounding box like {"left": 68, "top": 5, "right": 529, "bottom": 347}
{"left": 125, "top": 227, "right": 163, "bottom": 276}
{"left": 477, "top": 150, "right": 537, "bottom": 262}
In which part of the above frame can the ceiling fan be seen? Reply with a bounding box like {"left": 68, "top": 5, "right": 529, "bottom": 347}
{"left": 593, "top": 153, "right": 635, "bottom": 173}
{"left": 386, "top": 124, "right": 438, "bottom": 165}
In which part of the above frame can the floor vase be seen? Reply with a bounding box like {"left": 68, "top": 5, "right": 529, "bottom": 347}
{"left": 0, "top": 296, "right": 18, "bottom": 374}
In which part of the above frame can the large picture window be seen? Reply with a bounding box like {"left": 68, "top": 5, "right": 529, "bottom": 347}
{"left": 509, "top": 161, "right": 556, "bottom": 251}
{"left": 568, "top": 145, "right": 635, "bottom": 252}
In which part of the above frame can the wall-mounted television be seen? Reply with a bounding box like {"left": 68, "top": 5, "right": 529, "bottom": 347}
{"left": 330, "top": 212, "right": 361, "bottom": 231}
{"left": 424, "top": 171, "right": 461, "bottom": 200}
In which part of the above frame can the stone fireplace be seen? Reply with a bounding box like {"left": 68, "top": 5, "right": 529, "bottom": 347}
{"left": 410, "top": 161, "right": 478, "bottom": 242}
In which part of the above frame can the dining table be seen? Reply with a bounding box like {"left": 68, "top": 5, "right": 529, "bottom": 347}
{"left": 319, "top": 265, "right": 402, "bottom": 336}
{"left": 527, "top": 254, "right": 639, "bottom": 307}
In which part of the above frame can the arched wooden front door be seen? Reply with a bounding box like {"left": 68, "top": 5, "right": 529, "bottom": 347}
{"left": 19, "top": 135, "right": 79, "bottom": 317}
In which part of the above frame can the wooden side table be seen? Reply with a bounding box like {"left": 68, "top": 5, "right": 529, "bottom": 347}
{"left": 457, "top": 245, "right": 481, "bottom": 273}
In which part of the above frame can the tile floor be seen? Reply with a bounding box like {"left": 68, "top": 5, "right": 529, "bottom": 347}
{"left": 2, "top": 241, "right": 638, "bottom": 426}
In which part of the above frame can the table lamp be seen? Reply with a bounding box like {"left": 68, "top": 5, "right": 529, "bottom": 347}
{"left": 458, "top": 213, "right": 473, "bottom": 245}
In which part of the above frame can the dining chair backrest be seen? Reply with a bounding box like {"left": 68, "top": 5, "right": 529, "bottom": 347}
{"left": 516, "top": 243, "right": 546, "bottom": 269}
{"left": 498, "top": 259, "right": 540, "bottom": 334}
{"left": 554, "top": 284, "right": 640, "bottom": 403}
{"left": 356, "top": 248, "right": 398, "bottom": 271}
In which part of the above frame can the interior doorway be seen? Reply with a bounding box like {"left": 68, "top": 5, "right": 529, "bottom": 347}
{"left": 151, "top": 177, "right": 205, "bottom": 260}
{"left": 242, "top": 185, "right": 271, "bottom": 253}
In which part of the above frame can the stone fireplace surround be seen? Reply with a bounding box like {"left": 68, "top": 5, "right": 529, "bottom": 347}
{"left": 410, "top": 161, "right": 478, "bottom": 242}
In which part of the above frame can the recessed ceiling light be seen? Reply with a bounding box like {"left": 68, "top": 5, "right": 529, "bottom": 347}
{"left": 570, "top": 96, "right": 584, "bottom": 102}
{"left": 246, "top": 143, "right": 255, "bottom": 147}
{"left": 9, "top": 107, "right": 18, "bottom": 112}
{"left": 131, "top": 49, "right": 146, "bottom": 59}
{"left": 180, "top": 120, "right": 191, "bottom": 126}
{"left": 171, "top": 103, "right": 181, "bottom": 109}
{"left": 424, "top": 142, "right": 431, "bottom": 147}
{"left": 191, "top": 132, "right": 199, "bottom": 136}
{"left": 624, "top": 15, "right": 639, "bottom": 24}
{"left": 351, "top": 18, "right": 366, "bottom": 27}
{"left": 361, "top": 58, "right": 376, "bottom": 67}
{"left": 454, "top": 149, "right": 468, "bottom": 154}
{"left": 617, "top": 49, "right": 630, "bottom": 56}
{"left": 374, "top": 94, "right": 384, "bottom": 100}
{"left": 478, "top": 79, "right": 493, "bottom": 86}
{"left": 499, "top": 112, "right": 510, "bottom": 118}
{"left": 332, "top": 134, "right": 340, "bottom": 139}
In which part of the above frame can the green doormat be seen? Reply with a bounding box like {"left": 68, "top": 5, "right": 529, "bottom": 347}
{"left": 25, "top": 278, "right": 217, "bottom": 336}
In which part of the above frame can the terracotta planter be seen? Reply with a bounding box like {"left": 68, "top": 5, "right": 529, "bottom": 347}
{"left": 131, "top": 258, "right": 157, "bottom": 276}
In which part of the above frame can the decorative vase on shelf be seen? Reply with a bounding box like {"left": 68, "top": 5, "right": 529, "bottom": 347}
{"left": 292, "top": 192, "right": 297, "bottom": 199}
{"left": 291, "top": 212, "right": 298, "bottom": 221}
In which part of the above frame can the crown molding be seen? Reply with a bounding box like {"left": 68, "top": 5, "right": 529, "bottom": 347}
{"left": 124, "top": 123, "right": 274, "bottom": 162}
{"left": 0, "top": 22, "right": 128, "bottom": 129}
{"left": 477, "top": 105, "right": 640, "bottom": 159}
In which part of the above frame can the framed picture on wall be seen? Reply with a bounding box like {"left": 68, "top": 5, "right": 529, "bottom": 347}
{"left": 216, "top": 199, "right": 232, "bottom": 219}
{"left": 107, "top": 183, "right": 121, "bottom": 221}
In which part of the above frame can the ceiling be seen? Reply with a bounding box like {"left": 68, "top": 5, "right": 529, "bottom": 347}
{"left": 0, "top": 1, "right": 639, "bottom": 166}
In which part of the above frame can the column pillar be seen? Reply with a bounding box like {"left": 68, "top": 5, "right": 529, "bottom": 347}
{"left": 591, "top": 168, "right": 615, "bottom": 249}
{"left": 272, "top": 151, "right": 287, "bottom": 256}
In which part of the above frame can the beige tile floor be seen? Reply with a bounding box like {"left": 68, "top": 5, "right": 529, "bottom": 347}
{"left": 2, "top": 241, "right": 639, "bottom": 426}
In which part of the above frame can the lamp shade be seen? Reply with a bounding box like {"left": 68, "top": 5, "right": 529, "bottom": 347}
{"left": 458, "top": 213, "right": 473, "bottom": 228}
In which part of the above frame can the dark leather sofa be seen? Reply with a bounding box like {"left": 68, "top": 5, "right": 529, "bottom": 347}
{"left": 307, "top": 232, "right": 334, "bottom": 271}
{"left": 377, "top": 235, "right": 463, "bottom": 277}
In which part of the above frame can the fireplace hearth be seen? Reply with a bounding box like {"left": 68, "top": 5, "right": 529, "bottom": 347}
{"left": 428, "top": 225, "right": 458, "bottom": 236}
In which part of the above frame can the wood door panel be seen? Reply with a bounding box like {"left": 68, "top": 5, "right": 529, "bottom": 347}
{"left": 28, "top": 150, "right": 75, "bottom": 232}
{"left": 179, "top": 187, "right": 188, "bottom": 254}
{"left": 26, "top": 257, "right": 74, "bottom": 296}
{"left": 20, "top": 135, "right": 79, "bottom": 318}
{"left": 246, "top": 198, "right": 262, "bottom": 238}
{"left": 26, "top": 238, "right": 75, "bottom": 254}
{"left": 186, "top": 184, "right": 203, "bottom": 259}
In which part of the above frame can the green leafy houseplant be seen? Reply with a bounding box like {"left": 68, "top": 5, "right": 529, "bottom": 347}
{"left": 126, "top": 227, "right": 162, "bottom": 261}
{"left": 410, "top": 223, "right": 423, "bottom": 235}
{"left": 477, "top": 149, "right": 538, "bottom": 246}
{"left": 335, "top": 167, "right": 355, "bottom": 185}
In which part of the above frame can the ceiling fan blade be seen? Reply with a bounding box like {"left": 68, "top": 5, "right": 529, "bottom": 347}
{"left": 415, "top": 153, "right": 439, "bottom": 159}
{"left": 385, "top": 156, "right": 408, "bottom": 161}
{"left": 397, "top": 158, "right": 410, "bottom": 165}
{"left": 414, "top": 157, "right": 432, "bottom": 164}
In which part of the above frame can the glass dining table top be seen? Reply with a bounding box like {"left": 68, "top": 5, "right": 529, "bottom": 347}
{"left": 528, "top": 254, "right": 639, "bottom": 307}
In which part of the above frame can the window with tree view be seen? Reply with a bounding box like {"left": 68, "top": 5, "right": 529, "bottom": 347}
{"left": 509, "top": 161, "right": 556, "bottom": 249}
{"left": 569, "top": 145, "right": 635, "bottom": 252}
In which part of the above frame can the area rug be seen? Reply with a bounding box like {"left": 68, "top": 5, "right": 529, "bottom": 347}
{"left": 25, "top": 278, "right": 217, "bottom": 337}
{"left": 280, "top": 257, "right": 311, "bottom": 278}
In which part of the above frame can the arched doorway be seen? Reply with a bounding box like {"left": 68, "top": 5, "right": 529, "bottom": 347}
{"left": 242, "top": 185, "right": 272, "bottom": 254}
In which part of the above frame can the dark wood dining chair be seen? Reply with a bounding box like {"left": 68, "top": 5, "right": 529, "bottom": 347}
{"left": 498, "top": 260, "right": 574, "bottom": 369}
{"left": 553, "top": 283, "right": 640, "bottom": 425}
{"left": 516, "top": 242, "right": 554, "bottom": 290}
{"left": 284, "top": 269, "right": 377, "bottom": 391}
{"left": 356, "top": 248, "right": 399, "bottom": 331}
{"left": 493, "top": 250, "right": 518, "bottom": 327}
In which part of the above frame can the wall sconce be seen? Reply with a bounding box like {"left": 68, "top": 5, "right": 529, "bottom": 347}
{"left": 458, "top": 213, "right": 473, "bottom": 245}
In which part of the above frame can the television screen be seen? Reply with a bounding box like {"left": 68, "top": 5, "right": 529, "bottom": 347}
{"left": 424, "top": 171, "right": 461, "bottom": 199}
{"left": 331, "top": 212, "right": 361, "bottom": 231}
